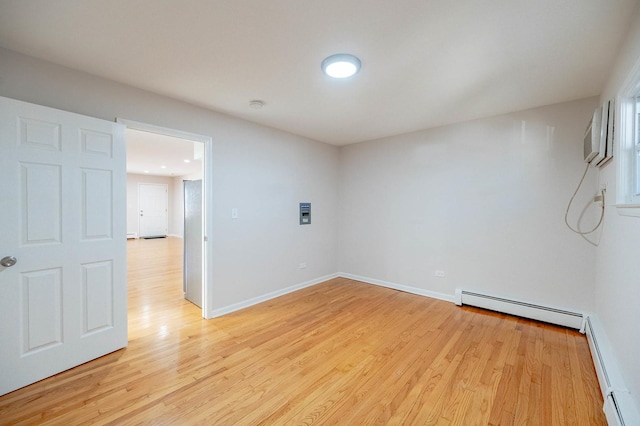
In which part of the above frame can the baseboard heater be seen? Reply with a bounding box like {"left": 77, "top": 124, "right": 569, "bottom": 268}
{"left": 584, "top": 315, "right": 640, "bottom": 426}
{"left": 454, "top": 289, "right": 584, "bottom": 330}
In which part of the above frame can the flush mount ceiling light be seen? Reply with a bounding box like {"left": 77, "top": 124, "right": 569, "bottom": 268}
{"left": 321, "top": 53, "right": 361, "bottom": 78}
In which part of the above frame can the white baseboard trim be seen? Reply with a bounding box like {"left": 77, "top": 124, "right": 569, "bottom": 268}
{"left": 167, "top": 234, "right": 182, "bottom": 239}
{"left": 207, "top": 273, "right": 339, "bottom": 318}
{"left": 455, "top": 288, "right": 585, "bottom": 330}
{"left": 584, "top": 314, "right": 640, "bottom": 426}
{"left": 337, "top": 272, "right": 455, "bottom": 303}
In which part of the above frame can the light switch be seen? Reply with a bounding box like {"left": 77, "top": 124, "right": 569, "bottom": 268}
{"left": 299, "top": 203, "right": 311, "bottom": 225}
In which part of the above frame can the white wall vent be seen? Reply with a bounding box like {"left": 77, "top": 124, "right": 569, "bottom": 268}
{"left": 454, "top": 289, "right": 584, "bottom": 330}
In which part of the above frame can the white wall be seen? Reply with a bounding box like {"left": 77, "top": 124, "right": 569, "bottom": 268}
{"left": 339, "top": 98, "right": 599, "bottom": 311}
{"left": 596, "top": 3, "right": 640, "bottom": 408}
{"left": 126, "top": 174, "right": 175, "bottom": 237}
{"left": 0, "top": 47, "right": 340, "bottom": 312}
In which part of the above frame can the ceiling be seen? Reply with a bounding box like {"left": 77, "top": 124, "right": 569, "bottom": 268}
{"left": 0, "top": 0, "right": 638, "bottom": 145}
{"left": 126, "top": 129, "right": 202, "bottom": 177}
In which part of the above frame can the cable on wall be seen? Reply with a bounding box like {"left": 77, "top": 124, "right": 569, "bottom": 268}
{"left": 565, "top": 163, "right": 605, "bottom": 235}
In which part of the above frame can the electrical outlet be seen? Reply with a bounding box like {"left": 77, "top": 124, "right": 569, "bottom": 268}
{"left": 434, "top": 270, "right": 445, "bottom": 278}
{"left": 299, "top": 262, "right": 307, "bottom": 269}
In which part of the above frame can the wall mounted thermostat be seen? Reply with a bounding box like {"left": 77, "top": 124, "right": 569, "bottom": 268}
{"left": 299, "top": 203, "right": 311, "bottom": 225}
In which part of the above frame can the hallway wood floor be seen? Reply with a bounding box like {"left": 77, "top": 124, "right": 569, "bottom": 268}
{"left": 0, "top": 237, "right": 605, "bottom": 425}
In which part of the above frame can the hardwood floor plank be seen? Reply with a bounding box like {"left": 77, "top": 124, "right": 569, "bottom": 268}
{"left": 0, "top": 237, "right": 606, "bottom": 425}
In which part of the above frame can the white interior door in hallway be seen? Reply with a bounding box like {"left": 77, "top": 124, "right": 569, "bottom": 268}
{"left": 0, "top": 96, "right": 127, "bottom": 396}
{"left": 138, "top": 183, "right": 168, "bottom": 238}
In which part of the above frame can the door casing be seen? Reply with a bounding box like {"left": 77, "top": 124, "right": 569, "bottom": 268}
{"left": 118, "top": 118, "right": 212, "bottom": 319}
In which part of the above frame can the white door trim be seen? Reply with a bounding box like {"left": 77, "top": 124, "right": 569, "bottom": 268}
{"left": 117, "top": 118, "right": 212, "bottom": 319}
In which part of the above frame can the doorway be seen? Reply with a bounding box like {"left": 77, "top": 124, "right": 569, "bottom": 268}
{"left": 120, "top": 119, "right": 212, "bottom": 319}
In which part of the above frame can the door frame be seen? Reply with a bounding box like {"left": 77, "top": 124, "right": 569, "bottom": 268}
{"left": 118, "top": 118, "right": 212, "bottom": 319}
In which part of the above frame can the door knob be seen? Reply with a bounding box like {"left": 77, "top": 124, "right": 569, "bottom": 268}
{"left": 1, "top": 256, "right": 17, "bottom": 267}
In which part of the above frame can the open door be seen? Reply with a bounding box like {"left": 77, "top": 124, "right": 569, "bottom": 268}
{"left": 0, "top": 97, "right": 127, "bottom": 395}
{"left": 183, "top": 179, "right": 202, "bottom": 307}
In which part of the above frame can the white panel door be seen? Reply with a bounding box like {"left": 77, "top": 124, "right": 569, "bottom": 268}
{"left": 0, "top": 96, "right": 127, "bottom": 396}
{"left": 138, "top": 183, "right": 168, "bottom": 237}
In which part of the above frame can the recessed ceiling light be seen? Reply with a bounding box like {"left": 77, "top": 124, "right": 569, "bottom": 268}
{"left": 249, "top": 100, "right": 265, "bottom": 109}
{"left": 184, "top": 159, "right": 190, "bottom": 163}
{"left": 144, "top": 170, "right": 149, "bottom": 173}
{"left": 160, "top": 165, "right": 167, "bottom": 169}
{"left": 321, "top": 54, "right": 361, "bottom": 79}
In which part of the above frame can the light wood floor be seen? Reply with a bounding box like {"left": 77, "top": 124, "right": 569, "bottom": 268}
{"left": 0, "top": 237, "right": 605, "bottom": 425}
